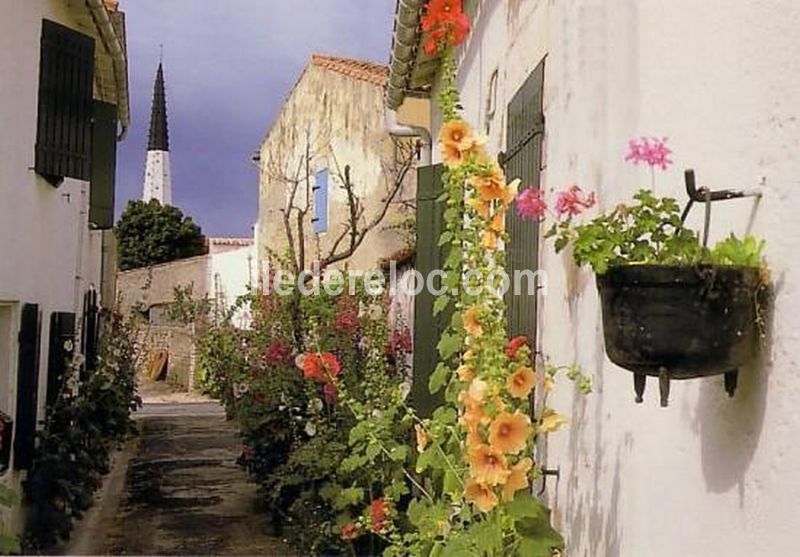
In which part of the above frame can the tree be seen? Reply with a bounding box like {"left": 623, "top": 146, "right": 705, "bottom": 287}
{"left": 264, "top": 128, "right": 418, "bottom": 276}
{"left": 116, "top": 200, "right": 207, "bottom": 271}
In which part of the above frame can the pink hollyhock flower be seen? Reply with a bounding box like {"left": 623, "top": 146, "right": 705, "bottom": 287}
{"left": 516, "top": 187, "right": 548, "bottom": 220}
{"left": 625, "top": 137, "right": 673, "bottom": 170}
{"left": 554, "top": 185, "right": 596, "bottom": 218}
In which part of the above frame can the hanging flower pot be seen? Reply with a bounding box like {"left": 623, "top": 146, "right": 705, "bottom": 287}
{"left": 597, "top": 264, "right": 763, "bottom": 405}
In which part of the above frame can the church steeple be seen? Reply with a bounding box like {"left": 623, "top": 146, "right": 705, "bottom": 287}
{"left": 147, "top": 62, "right": 169, "bottom": 152}
{"left": 142, "top": 61, "right": 172, "bottom": 205}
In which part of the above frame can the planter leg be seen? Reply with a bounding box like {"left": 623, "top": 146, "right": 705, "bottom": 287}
{"left": 724, "top": 370, "right": 738, "bottom": 398}
{"left": 633, "top": 374, "right": 646, "bottom": 403}
{"left": 658, "top": 367, "right": 670, "bottom": 408}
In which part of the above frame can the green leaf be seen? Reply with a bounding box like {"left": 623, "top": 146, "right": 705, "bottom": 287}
{"left": 438, "top": 231, "right": 454, "bottom": 246}
{"left": 437, "top": 332, "right": 461, "bottom": 360}
{"left": 513, "top": 495, "right": 565, "bottom": 557}
{"left": 506, "top": 492, "right": 547, "bottom": 520}
{"left": 0, "top": 535, "right": 20, "bottom": 555}
{"left": 433, "top": 295, "right": 450, "bottom": 316}
{"left": 428, "top": 363, "right": 451, "bottom": 394}
{"left": 389, "top": 445, "right": 408, "bottom": 462}
{"left": 333, "top": 486, "right": 364, "bottom": 510}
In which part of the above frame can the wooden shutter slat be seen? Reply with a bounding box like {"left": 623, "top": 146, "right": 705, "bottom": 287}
{"left": 89, "top": 101, "right": 118, "bottom": 229}
{"left": 46, "top": 312, "right": 76, "bottom": 410}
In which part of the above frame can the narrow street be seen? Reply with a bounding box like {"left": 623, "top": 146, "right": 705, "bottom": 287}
{"left": 70, "top": 397, "right": 292, "bottom": 556}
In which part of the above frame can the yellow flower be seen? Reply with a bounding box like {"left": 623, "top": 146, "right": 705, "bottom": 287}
{"left": 538, "top": 408, "right": 568, "bottom": 434}
{"left": 488, "top": 411, "right": 532, "bottom": 454}
{"left": 463, "top": 306, "right": 483, "bottom": 338}
{"left": 468, "top": 444, "right": 510, "bottom": 485}
{"left": 465, "top": 479, "right": 498, "bottom": 513}
{"left": 507, "top": 366, "right": 536, "bottom": 399}
{"left": 543, "top": 375, "right": 555, "bottom": 392}
{"left": 502, "top": 457, "right": 533, "bottom": 502}
{"left": 457, "top": 364, "right": 475, "bottom": 382}
{"left": 415, "top": 424, "right": 429, "bottom": 453}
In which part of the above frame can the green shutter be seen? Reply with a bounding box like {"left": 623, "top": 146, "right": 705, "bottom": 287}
{"left": 14, "top": 304, "right": 42, "bottom": 470}
{"left": 89, "top": 101, "right": 118, "bottom": 229}
{"left": 412, "top": 164, "right": 449, "bottom": 417}
{"left": 504, "top": 59, "right": 545, "bottom": 345}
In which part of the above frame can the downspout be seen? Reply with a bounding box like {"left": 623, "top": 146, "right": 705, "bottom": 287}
{"left": 86, "top": 0, "right": 130, "bottom": 139}
{"left": 385, "top": 0, "right": 431, "bottom": 165}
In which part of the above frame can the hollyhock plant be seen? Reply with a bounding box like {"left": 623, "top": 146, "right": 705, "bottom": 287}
{"left": 297, "top": 352, "right": 341, "bottom": 383}
{"left": 505, "top": 335, "right": 528, "bottom": 359}
{"left": 263, "top": 340, "right": 290, "bottom": 366}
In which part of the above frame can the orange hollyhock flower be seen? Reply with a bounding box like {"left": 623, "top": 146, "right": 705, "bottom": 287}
{"left": 465, "top": 478, "right": 498, "bottom": 513}
{"left": 442, "top": 142, "right": 466, "bottom": 168}
{"left": 490, "top": 211, "right": 505, "bottom": 234}
{"left": 470, "top": 165, "right": 507, "bottom": 203}
{"left": 468, "top": 196, "right": 490, "bottom": 219}
{"left": 502, "top": 457, "right": 533, "bottom": 501}
{"left": 465, "top": 424, "right": 483, "bottom": 448}
{"left": 415, "top": 424, "right": 429, "bottom": 452}
{"left": 483, "top": 230, "right": 498, "bottom": 250}
{"left": 463, "top": 306, "right": 483, "bottom": 338}
{"left": 500, "top": 178, "right": 520, "bottom": 207}
{"left": 538, "top": 408, "right": 568, "bottom": 433}
{"left": 507, "top": 366, "right": 536, "bottom": 399}
{"left": 439, "top": 119, "right": 478, "bottom": 152}
{"left": 468, "top": 378, "right": 489, "bottom": 402}
{"left": 299, "top": 352, "right": 341, "bottom": 383}
{"left": 457, "top": 364, "right": 474, "bottom": 382}
{"left": 488, "top": 411, "right": 532, "bottom": 454}
{"left": 459, "top": 388, "right": 489, "bottom": 430}
{"left": 468, "top": 443, "right": 510, "bottom": 485}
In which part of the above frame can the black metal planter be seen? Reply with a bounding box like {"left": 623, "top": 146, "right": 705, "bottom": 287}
{"left": 597, "top": 264, "right": 762, "bottom": 407}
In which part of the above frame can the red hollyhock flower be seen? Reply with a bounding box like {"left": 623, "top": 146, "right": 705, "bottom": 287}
{"left": 323, "top": 381, "right": 339, "bottom": 404}
{"left": 387, "top": 328, "right": 412, "bottom": 360}
{"left": 370, "top": 498, "right": 390, "bottom": 533}
{"left": 335, "top": 310, "right": 359, "bottom": 334}
{"left": 298, "top": 352, "right": 342, "bottom": 383}
{"left": 505, "top": 336, "right": 528, "bottom": 359}
{"left": 421, "top": 0, "right": 470, "bottom": 55}
{"left": 340, "top": 522, "right": 359, "bottom": 541}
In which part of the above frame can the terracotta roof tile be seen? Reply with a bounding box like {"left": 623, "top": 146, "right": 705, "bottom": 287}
{"left": 310, "top": 54, "right": 388, "bottom": 87}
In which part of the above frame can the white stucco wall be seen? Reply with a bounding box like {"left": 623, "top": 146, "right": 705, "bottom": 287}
{"left": 209, "top": 244, "right": 256, "bottom": 327}
{"left": 0, "top": 0, "right": 119, "bottom": 538}
{"left": 442, "top": 1, "right": 800, "bottom": 555}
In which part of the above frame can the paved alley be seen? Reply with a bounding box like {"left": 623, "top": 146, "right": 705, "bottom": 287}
{"left": 73, "top": 401, "right": 293, "bottom": 556}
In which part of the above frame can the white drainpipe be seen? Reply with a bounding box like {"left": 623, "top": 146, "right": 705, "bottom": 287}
{"left": 385, "top": 107, "right": 432, "bottom": 166}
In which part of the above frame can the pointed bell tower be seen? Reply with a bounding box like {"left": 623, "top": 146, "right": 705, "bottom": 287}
{"left": 142, "top": 62, "right": 172, "bottom": 205}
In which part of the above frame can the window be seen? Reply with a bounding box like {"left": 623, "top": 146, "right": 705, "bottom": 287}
{"left": 313, "top": 169, "right": 329, "bottom": 234}
{"left": 35, "top": 19, "right": 95, "bottom": 185}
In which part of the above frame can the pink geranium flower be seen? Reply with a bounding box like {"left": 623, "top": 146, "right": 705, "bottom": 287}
{"left": 625, "top": 137, "right": 673, "bottom": 170}
{"left": 515, "top": 187, "right": 548, "bottom": 220}
{"left": 554, "top": 185, "right": 596, "bottom": 218}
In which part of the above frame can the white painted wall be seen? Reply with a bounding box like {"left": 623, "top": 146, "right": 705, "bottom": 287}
{"left": 0, "top": 0, "right": 119, "bottom": 538}
{"left": 209, "top": 244, "right": 256, "bottom": 327}
{"left": 441, "top": 1, "right": 800, "bottom": 555}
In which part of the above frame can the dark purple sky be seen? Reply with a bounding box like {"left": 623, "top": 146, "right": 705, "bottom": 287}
{"left": 116, "top": 0, "right": 396, "bottom": 237}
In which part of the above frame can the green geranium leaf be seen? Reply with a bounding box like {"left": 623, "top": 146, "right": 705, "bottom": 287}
{"left": 429, "top": 362, "right": 451, "bottom": 394}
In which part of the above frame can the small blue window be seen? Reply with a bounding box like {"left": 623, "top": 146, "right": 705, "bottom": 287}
{"left": 313, "top": 169, "right": 328, "bottom": 233}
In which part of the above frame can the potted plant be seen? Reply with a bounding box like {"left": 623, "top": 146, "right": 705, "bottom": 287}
{"left": 517, "top": 153, "right": 768, "bottom": 406}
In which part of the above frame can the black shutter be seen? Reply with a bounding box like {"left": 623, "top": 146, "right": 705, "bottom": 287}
{"left": 89, "top": 101, "right": 118, "bottom": 229}
{"left": 13, "top": 304, "right": 42, "bottom": 470}
{"left": 82, "top": 289, "right": 99, "bottom": 374}
{"left": 412, "top": 164, "right": 450, "bottom": 417}
{"left": 504, "top": 60, "right": 545, "bottom": 346}
{"left": 46, "top": 312, "right": 76, "bottom": 410}
{"left": 35, "top": 19, "right": 95, "bottom": 184}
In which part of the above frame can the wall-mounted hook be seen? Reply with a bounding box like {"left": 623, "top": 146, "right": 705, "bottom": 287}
{"left": 537, "top": 466, "right": 560, "bottom": 496}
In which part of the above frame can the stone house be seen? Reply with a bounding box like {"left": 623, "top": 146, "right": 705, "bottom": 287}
{"left": 255, "top": 53, "right": 430, "bottom": 278}
{"left": 116, "top": 238, "right": 256, "bottom": 390}
{"left": 0, "top": 0, "right": 129, "bottom": 539}
{"left": 387, "top": 1, "right": 800, "bottom": 555}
